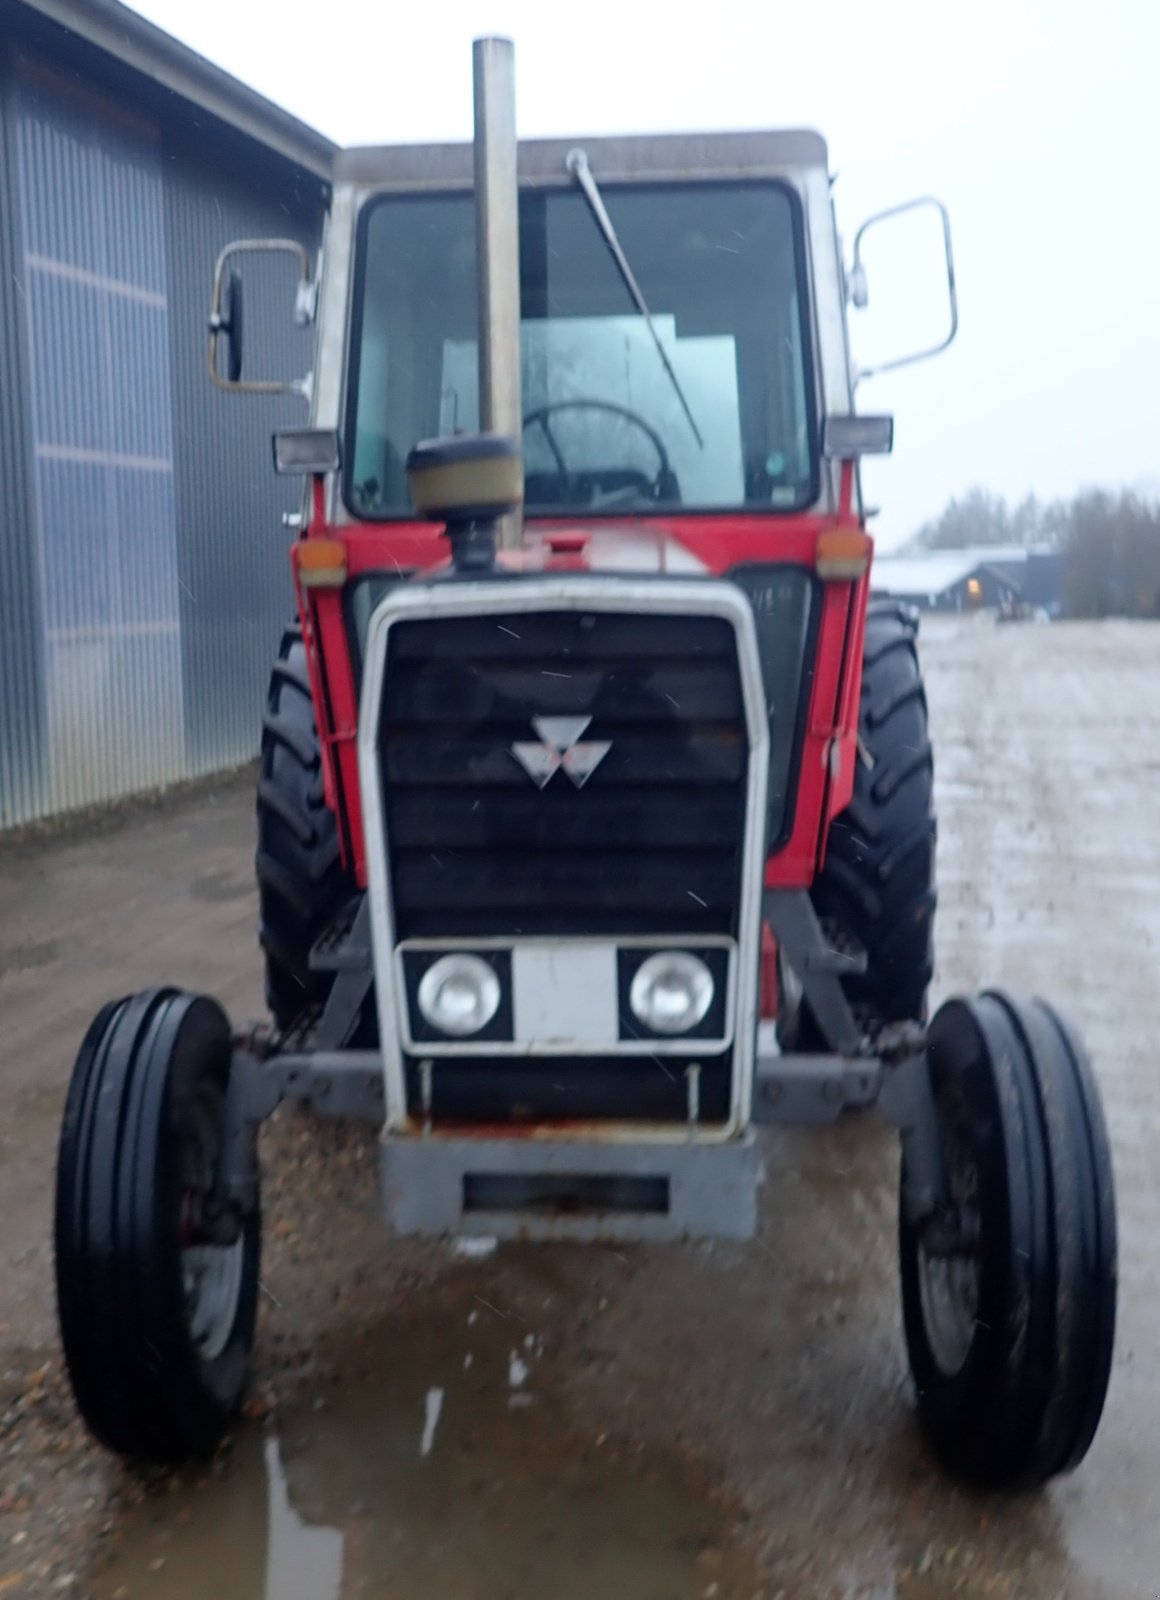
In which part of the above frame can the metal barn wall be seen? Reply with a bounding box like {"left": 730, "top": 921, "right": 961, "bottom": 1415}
{"left": 0, "top": 56, "right": 46, "bottom": 827}
{"left": 162, "top": 127, "right": 322, "bottom": 778}
{"left": 12, "top": 56, "right": 186, "bottom": 816}
{"left": 0, "top": 47, "right": 325, "bottom": 827}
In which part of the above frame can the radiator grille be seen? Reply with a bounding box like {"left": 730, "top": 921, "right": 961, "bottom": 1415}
{"left": 379, "top": 609, "right": 749, "bottom": 940}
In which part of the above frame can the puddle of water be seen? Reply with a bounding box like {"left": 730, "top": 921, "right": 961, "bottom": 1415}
{"left": 418, "top": 1386, "right": 443, "bottom": 1458}
{"left": 91, "top": 1286, "right": 760, "bottom": 1600}
{"left": 264, "top": 1436, "right": 344, "bottom": 1600}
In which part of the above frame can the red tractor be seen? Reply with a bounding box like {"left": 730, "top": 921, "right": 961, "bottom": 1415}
{"left": 55, "top": 39, "right": 1115, "bottom": 1488}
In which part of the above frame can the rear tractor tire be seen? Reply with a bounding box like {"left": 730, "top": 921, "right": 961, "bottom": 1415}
{"left": 900, "top": 991, "right": 1116, "bottom": 1486}
{"left": 257, "top": 624, "right": 357, "bottom": 1031}
{"left": 800, "top": 600, "right": 936, "bottom": 1043}
{"left": 54, "top": 990, "right": 261, "bottom": 1463}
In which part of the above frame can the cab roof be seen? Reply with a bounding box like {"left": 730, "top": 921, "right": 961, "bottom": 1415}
{"left": 332, "top": 130, "right": 828, "bottom": 189}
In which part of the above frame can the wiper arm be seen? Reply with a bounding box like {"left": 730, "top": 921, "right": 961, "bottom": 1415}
{"left": 566, "top": 148, "right": 704, "bottom": 449}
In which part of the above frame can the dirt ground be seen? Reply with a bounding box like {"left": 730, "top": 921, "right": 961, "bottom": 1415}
{"left": 2, "top": 614, "right": 1158, "bottom": 1599}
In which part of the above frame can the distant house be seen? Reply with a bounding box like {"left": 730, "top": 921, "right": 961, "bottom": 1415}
{"left": 871, "top": 545, "right": 1063, "bottom": 614}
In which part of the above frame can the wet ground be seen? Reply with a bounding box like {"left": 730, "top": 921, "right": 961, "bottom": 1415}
{"left": 1, "top": 615, "right": 1158, "bottom": 1598}
{"left": 85, "top": 1279, "right": 765, "bottom": 1600}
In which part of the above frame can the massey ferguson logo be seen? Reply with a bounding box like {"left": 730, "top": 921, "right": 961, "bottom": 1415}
{"left": 510, "top": 716, "right": 611, "bottom": 789}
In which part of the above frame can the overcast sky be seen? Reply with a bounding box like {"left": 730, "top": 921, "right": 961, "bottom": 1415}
{"left": 133, "top": 0, "right": 1159, "bottom": 546}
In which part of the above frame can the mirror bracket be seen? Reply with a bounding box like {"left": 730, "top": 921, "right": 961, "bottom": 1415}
{"left": 848, "top": 197, "right": 958, "bottom": 383}
{"left": 209, "top": 238, "right": 313, "bottom": 395}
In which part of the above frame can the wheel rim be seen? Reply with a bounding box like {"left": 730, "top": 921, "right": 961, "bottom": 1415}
{"left": 917, "top": 1248, "right": 978, "bottom": 1377}
{"left": 182, "top": 1237, "right": 245, "bottom": 1361}
{"left": 180, "top": 1082, "right": 245, "bottom": 1363}
{"left": 917, "top": 1118, "right": 981, "bottom": 1378}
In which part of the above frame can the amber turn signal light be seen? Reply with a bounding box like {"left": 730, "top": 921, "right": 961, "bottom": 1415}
{"left": 295, "top": 539, "right": 347, "bottom": 589}
{"left": 815, "top": 527, "right": 872, "bottom": 580}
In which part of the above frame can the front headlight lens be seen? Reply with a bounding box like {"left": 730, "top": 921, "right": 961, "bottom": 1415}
{"left": 629, "top": 952, "right": 714, "bottom": 1035}
{"left": 417, "top": 954, "right": 501, "bottom": 1037}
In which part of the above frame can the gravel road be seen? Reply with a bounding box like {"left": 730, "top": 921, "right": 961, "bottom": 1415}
{"left": 1, "top": 615, "right": 1157, "bottom": 1599}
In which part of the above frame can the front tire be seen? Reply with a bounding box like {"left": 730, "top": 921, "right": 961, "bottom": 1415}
{"left": 54, "top": 990, "right": 261, "bottom": 1463}
{"left": 900, "top": 991, "right": 1116, "bottom": 1486}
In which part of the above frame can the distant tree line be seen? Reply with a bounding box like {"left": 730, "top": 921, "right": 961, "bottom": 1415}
{"left": 910, "top": 488, "right": 1066, "bottom": 551}
{"left": 909, "top": 488, "right": 1160, "bottom": 618}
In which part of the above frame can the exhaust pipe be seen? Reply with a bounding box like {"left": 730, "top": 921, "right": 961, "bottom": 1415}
{"left": 472, "top": 36, "right": 523, "bottom": 549}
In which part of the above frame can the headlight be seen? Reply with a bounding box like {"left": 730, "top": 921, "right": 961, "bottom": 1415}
{"left": 417, "top": 954, "right": 501, "bottom": 1037}
{"left": 628, "top": 951, "right": 714, "bottom": 1035}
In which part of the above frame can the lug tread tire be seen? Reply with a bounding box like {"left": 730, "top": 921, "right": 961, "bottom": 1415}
{"left": 256, "top": 625, "right": 354, "bottom": 1028}
{"left": 811, "top": 598, "right": 936, "bottom": 1030}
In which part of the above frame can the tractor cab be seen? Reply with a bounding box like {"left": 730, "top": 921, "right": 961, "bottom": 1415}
{"left": 338, "top": 137, "right": 821, "bottom": 523}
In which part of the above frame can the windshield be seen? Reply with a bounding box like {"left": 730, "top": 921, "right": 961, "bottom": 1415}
{"left": 345, "top": 181, "right": 816, "bottom": 519}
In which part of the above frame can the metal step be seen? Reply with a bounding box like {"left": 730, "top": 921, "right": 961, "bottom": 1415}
{"left": 309, "top": 901, "right": 371, "bottom": 974}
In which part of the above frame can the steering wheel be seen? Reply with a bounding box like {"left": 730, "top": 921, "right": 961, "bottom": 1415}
{"left": 522, "top": 399, "right": 680, "bottom": 506}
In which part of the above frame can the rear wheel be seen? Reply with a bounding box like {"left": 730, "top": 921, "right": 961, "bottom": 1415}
{"left": 54, "top": 990, "right": 260, "bottom": 1462}
{"left": 257, "top": 624, "right": 356, "bottom": 1030}
{"left": 802, "top": 600, "right": 936, "bottom": 1042}
{"left": 900, "top": 991, "right": 1116, "bottom": 1486}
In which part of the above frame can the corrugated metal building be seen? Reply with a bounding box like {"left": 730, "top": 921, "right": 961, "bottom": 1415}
{"left": 0, "top": 0, "right": 335, "bottom": 828}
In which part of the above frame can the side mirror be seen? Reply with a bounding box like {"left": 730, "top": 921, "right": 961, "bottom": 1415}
{"left": 208, "top": 239, "right": 314, "bottom": 396}
{"left": 217, "top": 270, "right": 244, "bottom": 382}
{"left": 847, "top": 197, "right": 958, "bottom": 382}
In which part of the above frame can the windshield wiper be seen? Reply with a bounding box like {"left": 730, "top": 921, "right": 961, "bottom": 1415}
{"left": 566, "top": 148, "right": 704, "bottom": 450}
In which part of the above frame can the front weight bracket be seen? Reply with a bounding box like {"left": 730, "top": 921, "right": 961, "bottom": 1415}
{"left": 877, "top": 1044, "right": 951, "bottom": 1234}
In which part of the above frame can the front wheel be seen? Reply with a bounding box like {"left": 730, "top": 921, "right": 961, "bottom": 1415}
{"left": 900, "top": 991, "right": 1116, "bottom": 1487}
{"left": 54, "top": 989, "right": 261, "bottom": 1462}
